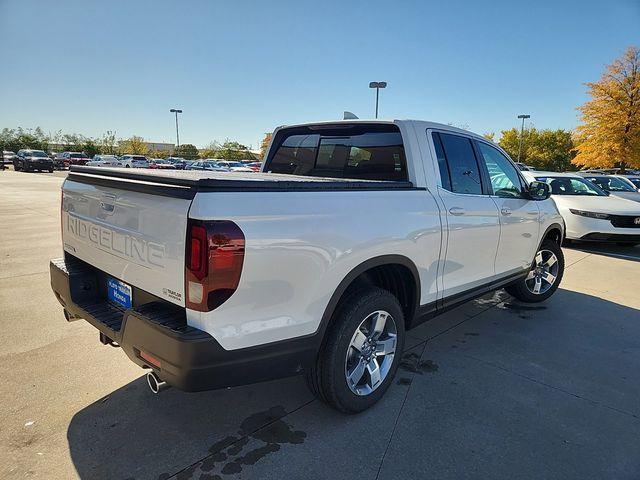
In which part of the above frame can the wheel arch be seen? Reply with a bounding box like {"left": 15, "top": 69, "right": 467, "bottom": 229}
{"left": 540, "top": 222, "right": 564, "bottom": 248}
{"left": 316, "top": 255, "right": 421, "bottom": 342}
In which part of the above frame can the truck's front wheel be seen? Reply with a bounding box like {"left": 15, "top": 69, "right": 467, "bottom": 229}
{"left": 505, "top": 239, "right": 564, "bottom": 303}
{"left": 307, "top": 287, "right": 405, "bottom": 413}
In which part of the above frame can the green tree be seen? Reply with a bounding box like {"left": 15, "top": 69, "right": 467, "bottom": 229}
{"left": 198, "top": 141, "right": 220, "bottom": 159}
{"left": 120, "top": 136, "right": 148, "bottom": 155}
{"left": 174, "top": 144, "right": 200, "bottom": 160}
{"left": 527, "top": 129, "right": 575, "bottom": 172}
{"left": 497, "top": 127, "right": 575, "bottom": 171}
{"left": 100, "top": 131, "right": 118, "bottom": 154}
{"left": 0, "top": 127, "right": 50, "bottom": 152}
{"left": 216, "top": 139, "right": 256, "bottom": 160}
{"left": 497, "top": 128, "right": 526, "bottom": 162}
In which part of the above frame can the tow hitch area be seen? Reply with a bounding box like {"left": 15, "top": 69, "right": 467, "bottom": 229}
{"left": 99, "top": 332, "right": 119, "bottom": 347}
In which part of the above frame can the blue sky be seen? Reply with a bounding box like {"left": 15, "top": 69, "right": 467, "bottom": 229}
{"left": 1, "top": 0, "right": 638, "bottom": 149}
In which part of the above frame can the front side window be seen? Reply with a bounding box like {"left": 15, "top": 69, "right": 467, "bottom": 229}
{"left": 437, "top": 133, "right": 482, "bottom": 195}
{"left": 476, "top": 142, "right": 523, "bottom": 198}
{"left": 266, "top": 124, "right": 407, "bottom": 181}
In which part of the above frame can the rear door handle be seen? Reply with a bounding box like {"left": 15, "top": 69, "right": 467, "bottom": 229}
{"left": 501, "top": 207, "right": 512, "bottom": 216}
{"left": 449, "top": 207, "right": 465, "bottom": 216}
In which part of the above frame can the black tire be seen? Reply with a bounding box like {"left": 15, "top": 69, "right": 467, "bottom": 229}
{"left": 505, "top": 239, "right": 564, "bottom": 303}
{"left": 306, "top": 287, "right": 405, "bottom": 413}
{"left": 48, "top": 169, "right": 54, "bottom": 173}
{"left": 125, "top": 164, "right": 130, "bottom": 168}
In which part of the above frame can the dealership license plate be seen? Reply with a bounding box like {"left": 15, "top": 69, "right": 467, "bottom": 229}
{"left": 107, "top": 278, "right": 132, "bottom": 309}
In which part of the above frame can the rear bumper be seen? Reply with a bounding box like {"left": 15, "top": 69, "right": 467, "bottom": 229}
{"left": 50, "top": 256, "right": 317, "bottom": 392}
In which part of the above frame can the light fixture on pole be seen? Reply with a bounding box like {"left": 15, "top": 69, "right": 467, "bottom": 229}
{"left": 517, "top": 114, "right": 530, "bottom": 162}
{"left": 369, "top": 82, "right": 387, "bottom": 119}
{"left": 169, "top": 109, "right": 183, "bottom": 148}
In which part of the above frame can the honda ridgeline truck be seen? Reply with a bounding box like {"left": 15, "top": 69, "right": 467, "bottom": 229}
{"left": 50, "top": 120, "right": 565, "bottom": 413}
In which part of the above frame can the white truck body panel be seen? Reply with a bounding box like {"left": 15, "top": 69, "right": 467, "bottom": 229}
{"left": 187, "top": 189, "right": 442, "bottom": 349}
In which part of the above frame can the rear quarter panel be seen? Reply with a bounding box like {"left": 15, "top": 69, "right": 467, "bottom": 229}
{"left": 188, "top": 189, "right": 442, "bottom": 350}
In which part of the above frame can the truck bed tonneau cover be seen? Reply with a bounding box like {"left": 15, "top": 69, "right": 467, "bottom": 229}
{"left": 67, "top": 166, "right": 416, "bottom": 198}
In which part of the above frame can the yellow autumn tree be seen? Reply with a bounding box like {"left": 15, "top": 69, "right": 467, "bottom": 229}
{"left": 573, "top": 46, "right": 640, "bottom": 170}
{"left": 260, "top": 132, "right": 273, "bottom": 158}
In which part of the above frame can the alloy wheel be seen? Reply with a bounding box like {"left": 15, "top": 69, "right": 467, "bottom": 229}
{"left": 525, "top": 249, "right": 559, "bottom": 295}
{"left": 344, "top": 310, "right": 397, "bottom": 396}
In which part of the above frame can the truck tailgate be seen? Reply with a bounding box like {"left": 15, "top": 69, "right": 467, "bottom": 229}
{"left": 61, "top": 178, "right": 191, "bottom": 306}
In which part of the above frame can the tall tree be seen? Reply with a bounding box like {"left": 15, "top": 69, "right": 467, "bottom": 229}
{"left": 120, "top": 136, "right": 148, "bottom": 155}
{"left": 498, "top": 127, "right": 575, "bottom": 171}
{"left": 573, "top": 46, "right": 640, "bottom": 170}
{"left": 260, "top": 133, "right": 273, "bottom": 158}
{"left": 174, "top": 143, "right": 199, "bottom": 160}
{"left": 216, "top": 139, "right": 256, "bottom": 160}
{"left": 199, "top": 141, "right": 220, "bottom": 159}
{"left": 100, "top": 131, "right": 117, "bottom": 154}
{"left": 498, "top": 128, "right": 526, "bottom": 162}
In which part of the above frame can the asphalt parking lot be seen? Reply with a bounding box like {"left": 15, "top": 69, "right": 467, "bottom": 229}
{"left": 1, "top": 168, "right": 640, "bottom": 480}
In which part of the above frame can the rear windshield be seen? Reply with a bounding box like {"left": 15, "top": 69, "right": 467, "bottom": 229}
{"left": 28, "top": 150, "right": 48, "bottom": 158}
{"left": 132, "top": 156, "right": 147, "bottom": 161}
{"left": 69, "top": 153, "right": 85, "bottom": 158}
{"left": 265, "top": 124, "right": 407, "bottom": 181}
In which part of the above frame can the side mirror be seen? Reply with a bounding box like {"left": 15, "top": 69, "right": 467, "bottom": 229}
{"left": 529, "top": 181, "right": 551, "bottom": 200}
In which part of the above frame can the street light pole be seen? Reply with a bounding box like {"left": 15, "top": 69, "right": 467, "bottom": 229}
{"left": 169, "top": 109, "right": 182, "bottom": 149}
{"left": 369, "top": 82, "right": 387, "bottom": 119}
{"left": 517, "top": 114, "right": 530, "bottom": 163}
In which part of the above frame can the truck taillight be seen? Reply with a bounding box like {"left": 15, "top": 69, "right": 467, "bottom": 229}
{"left": 185, "top": 219, "right": 245, "bottom": 312}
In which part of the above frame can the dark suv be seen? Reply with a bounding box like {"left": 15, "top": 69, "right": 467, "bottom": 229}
{"left": 14, "top": 149, "right": 54, "bottom": 172}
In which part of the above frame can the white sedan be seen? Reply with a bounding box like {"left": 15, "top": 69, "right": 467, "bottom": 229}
{"left": 86, "top": 155, "right": 121, "bottom": 167}
{"left": 522, "top": 171, "right": 640, "bottom": 246}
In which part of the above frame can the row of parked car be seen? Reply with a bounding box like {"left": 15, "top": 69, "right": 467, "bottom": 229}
{"left": 1, "top": 150, "right": 263, "bottom": 172}
{"left": 520, "top": 169, "right": 640, "bottom": 245}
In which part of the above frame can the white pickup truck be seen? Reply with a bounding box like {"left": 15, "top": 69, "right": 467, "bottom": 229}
{"left": 50, "top": 120, "right": 565, "bottom": 412}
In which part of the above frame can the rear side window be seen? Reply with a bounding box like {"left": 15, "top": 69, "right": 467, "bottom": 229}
{"left": 266, "top": 124, "right": 407, "bottom": 181}
{"left": 437, "top": 132, "right": 483, "bottom": 195}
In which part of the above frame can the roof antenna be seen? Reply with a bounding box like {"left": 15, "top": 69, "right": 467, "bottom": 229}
{"left": 343, "top": 111, "right": 359, "bottom": 120}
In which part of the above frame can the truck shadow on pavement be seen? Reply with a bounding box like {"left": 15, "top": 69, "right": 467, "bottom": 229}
{"left": 67, "top": 288, "right": 640, "bottom": 480}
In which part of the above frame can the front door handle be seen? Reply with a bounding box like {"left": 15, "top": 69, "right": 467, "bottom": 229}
{"left": 449, "top": 207, "right": 465, "bottom": 216}
{"left": 501, "top": 207, "right": 512, "bottom": 216}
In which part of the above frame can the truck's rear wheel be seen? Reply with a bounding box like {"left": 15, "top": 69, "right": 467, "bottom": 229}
{"left": 306, "top": 287, "right": 405, "bottom": 413}
{"left": 505, "top": 239, "right": 564, "bottom": 303}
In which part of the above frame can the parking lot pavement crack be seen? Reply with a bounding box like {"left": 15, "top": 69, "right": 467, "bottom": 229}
{"left": 167, "top": 398, "right": 315, "bottom": 480}
{"left": 0, "top": 270, "right": 49, "bottom": 280}
{"left": 461, "top": 353, "right": 640, "bottom": 421}
{"left": 564, "top": 252, "right": 593, "bottom": 269}
{"left": 375, "top": 339, "right": 430, "bottom": 480}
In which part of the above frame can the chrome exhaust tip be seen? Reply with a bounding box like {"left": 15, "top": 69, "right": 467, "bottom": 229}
{"left": 146, "top": 371, "right": 169, "bottom": 394}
